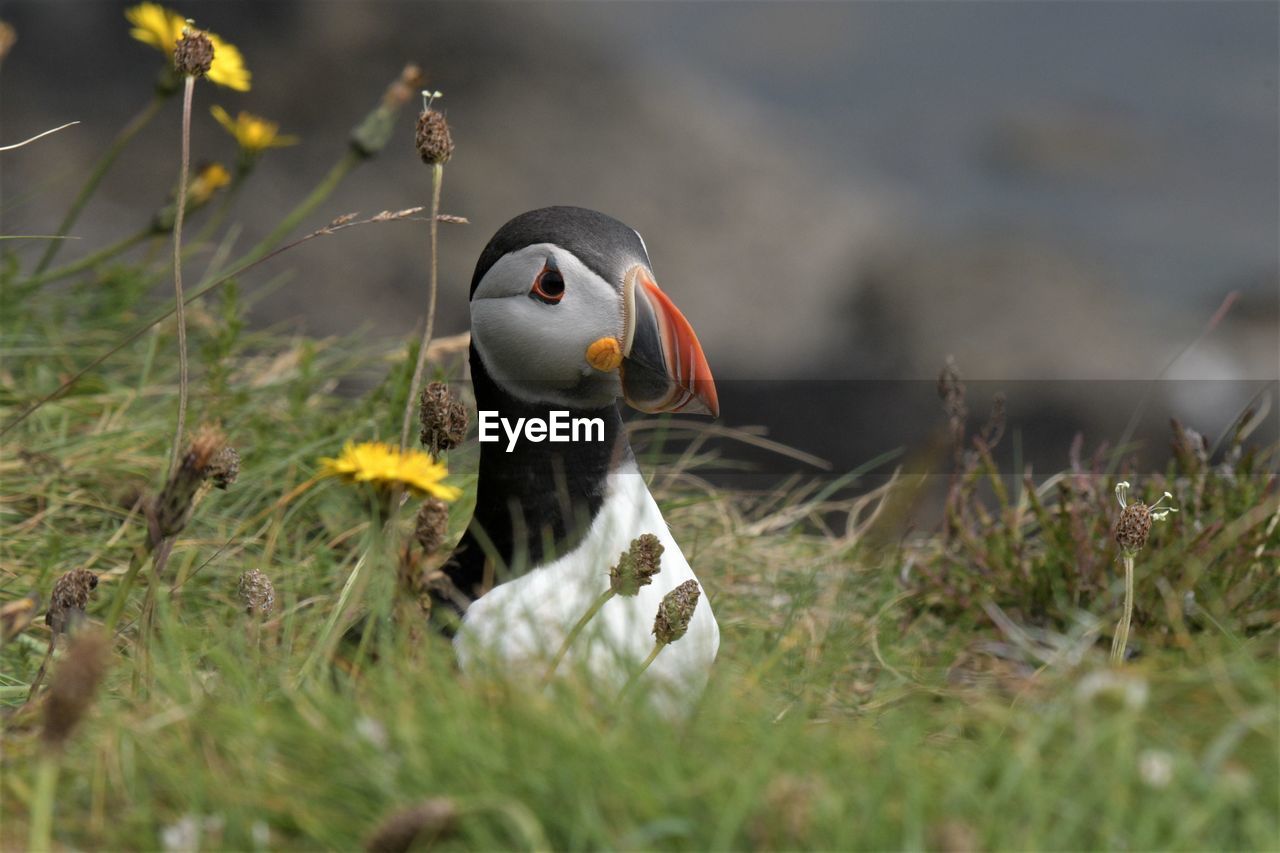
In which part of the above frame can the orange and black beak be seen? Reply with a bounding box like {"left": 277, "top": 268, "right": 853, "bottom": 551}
{"left": 620, "top": 265, "right": 719, "bottom": 417}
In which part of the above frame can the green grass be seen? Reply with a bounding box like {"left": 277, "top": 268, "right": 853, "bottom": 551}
{"left": 1, "top": 260, "right": 1276, "bottom": 852}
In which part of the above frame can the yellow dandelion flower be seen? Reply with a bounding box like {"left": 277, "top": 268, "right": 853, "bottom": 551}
{"left": 188, "top": 161, "right": 231, "bottom": 205}
{"left": 204, "top": 33, "right": 250, "bottom": 91}
{"left": 210, "top": 105, "right": 298, "bottom": 154}
{"left": 125, "top": 3, "right": 251, "bottom": 91}
{"left": 319, "top": 441, "right": 462, "bottom": 501}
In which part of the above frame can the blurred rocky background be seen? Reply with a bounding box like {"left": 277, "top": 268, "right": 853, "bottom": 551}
{"left": 3, "top": 1, "right": 1276, "bottom": 478}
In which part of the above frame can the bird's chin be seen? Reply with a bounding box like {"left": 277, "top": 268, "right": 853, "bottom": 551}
{"left": 496, "top": 373, "right": 621, "bottom": 413}
{"left": 567, "top": 370, "right": 624, "bottom": 411}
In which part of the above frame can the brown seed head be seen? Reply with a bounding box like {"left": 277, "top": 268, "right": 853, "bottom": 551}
{"left": 1115, "top": 502, "right": 1153, "bottom": 553}
{"left": 46, "top": 569, "right": 98, "bottom": 636}
{"left": 41, "top": 628, "right": 109, "bottom": 749}
{"left": 173, "top": 27, "right": 214, "bottom": 78}
{"left": 414, "top": 497, "right": 450, "bottom": 555}
{"left": 209, "top": 446, "right": 240, "bottom": 490}
{"left": 237, "top": 570, "right": 276, "bottom": 617}
{"left": 350, "top": 64, "right": 424, "bottom": 158}
{"left": 364, "top": 798, "right": 459, "bottom": 853}
{"left": 653, "top": 579, "right": 701, "bottom": 645}
{"left": 415, "top": 110, "right": 454, "bottom": 165}
{"left": 419, "top": 382, "right": 468, "bottom": 456}
{"left": 155, "top": 425, "right": 226, "bottom": 539}
{"left": 609, "top": 533, "right": 664, "bottom": 596}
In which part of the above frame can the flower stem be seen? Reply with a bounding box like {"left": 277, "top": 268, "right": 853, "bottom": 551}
{"left": 298, "top": 507, "right": 381, "bottom": 685}
{"left": 617, "top": 641, "right": 666, "bottom": 702}
{"left": 34, "top": 93, "right": 167, "bottom": 274}
{"left": 1110, "top": 551, "right": 1136, "bottom": 665}
{"left": 28, "top": 750, "right": 59, "bottom": 852}
{"left": 168, "top": 76, "right": 196, "bottom": 477}
{"left": 20, "top": 228, "right": 153, "bottom": 290}
{"left": 223, "top": 148, "right": 362, "bottom": 276}
{"left": 103, "top": 547, "right": 149, "bottom": 633}
{"left": 541, "top": 587, "right": 615, "bottom": 687}
{"left": 399, "top": 162, "right": 445, "bottom": 452}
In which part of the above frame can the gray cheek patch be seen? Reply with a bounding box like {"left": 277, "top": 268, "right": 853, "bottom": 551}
{"left": 471, "top": 246, "right": 627, "bottom": 407}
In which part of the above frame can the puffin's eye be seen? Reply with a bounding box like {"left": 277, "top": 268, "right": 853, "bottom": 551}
{"left": 531, "top": 268, "right": 565, "bottom": 304}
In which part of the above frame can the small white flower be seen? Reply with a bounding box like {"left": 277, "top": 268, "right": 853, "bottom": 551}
{"left": 1115, "top": 481, "right": 1178, "bottom": 519}
{"left": 1075, "top": 669, "right": 1149, "bottom": 710}
{"left": 161, "top": 814, "right": 200, "bottom": 851}
{"left": 1138, "top": 749, "right": 1173, "bottom": 788}
{"left": 355, "top": 714, "right": 389, "bottom": 749}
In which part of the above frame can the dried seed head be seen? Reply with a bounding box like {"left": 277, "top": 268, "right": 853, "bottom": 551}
{"left": 173, "top": 26, "right": 214, "bottom": 78}
{"left": 414, "top": 498, "right": 450, "bottom": 555}
{"left": 1115, "top": 502, "right": 1153, "bottom": 553}
{"left": 364, "top": 798, "right": 459, "bottom": 853}
{"left": 419, "top": 382, "right": 468, "bottom": 456}
{"left": 1113, "top": 481, "right": 1177, "bottom": 553}
{"left": 208, "top": 446, "right": 240, "bottom": 490}
{"left": 41, "top": 628, "right": 109, "bottom": 750}
{"left": 609, "top": 533, "right": 664, "bottom": 596}
{"left": 653, "top": 579, "right": 701, "bottom": 645}
{"left": 155, "top": 425, "right": 226, "bottom": 539}
{"left": 415, "top": 108, "right": 454, "bottom": 165}
{"left": 46, "top": 569, "right": 98, "bottom": 636}
{"left": 237, "top": 570, "right": 276, "bottom": 617}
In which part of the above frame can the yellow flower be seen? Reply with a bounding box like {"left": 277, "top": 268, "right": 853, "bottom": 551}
{"left": 188, "top": 161, "right": 231, "bottom": 205}
{"left": 125, "top": 3, "right": 251, "bottom": 91}
{"left": 319, "top": 441, "right": 461, "bottom": 501}
{"left": 210, "top": 106, "right": 298, "bottom": 154}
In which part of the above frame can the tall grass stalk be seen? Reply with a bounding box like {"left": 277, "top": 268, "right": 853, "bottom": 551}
{"left": 542, "top": 586, "right": 615, "bottom": 686}
{"left": 616, "top": 641, "right": 665, "bottom": 702}
{"left": 27, "top": 751, "right": 59, "bottom": 851}
{"left": 297, "top": 507, "right": 381, "bottom": 685}
{"left": 399, "top": 162, "right": 444, "bottom": 452}
{"left": 21, "top": 229, "right": 153, "bottom": 290}
{"left": 1110, "top": 552, "right": 1136, "bottom": 665}
{"left": 168, "top": 75, "right": 196, "bottom": 476}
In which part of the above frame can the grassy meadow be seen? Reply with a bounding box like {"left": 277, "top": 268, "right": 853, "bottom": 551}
{"left": 2, "top": 12, "right": 1278, "bottom": 851}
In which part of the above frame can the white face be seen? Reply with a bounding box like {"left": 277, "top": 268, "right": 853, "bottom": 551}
{"left": 471, "top": 243, "right": 627, "bottom": 409}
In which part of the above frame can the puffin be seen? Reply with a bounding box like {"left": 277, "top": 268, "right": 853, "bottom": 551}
{"left": 440, "top": 206, "right": 720, "bottom": 702}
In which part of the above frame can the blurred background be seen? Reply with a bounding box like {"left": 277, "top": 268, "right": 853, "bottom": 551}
{"left": 3, "top": 1, "right": 1277, "bottom": 477}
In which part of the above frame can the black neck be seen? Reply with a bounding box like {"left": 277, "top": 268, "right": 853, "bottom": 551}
{"left": 441, "top": 346, "right": 631, "bottom": 604}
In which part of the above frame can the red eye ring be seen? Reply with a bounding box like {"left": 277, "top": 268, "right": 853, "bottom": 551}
{"left": 531, "top": 267, "right": 566, "bottom": 304}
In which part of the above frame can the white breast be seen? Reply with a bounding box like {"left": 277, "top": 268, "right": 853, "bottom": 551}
{"left": 454, "top": 461, "right": 720, "bottom": 705}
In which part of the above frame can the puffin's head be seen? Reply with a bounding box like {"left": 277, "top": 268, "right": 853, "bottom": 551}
{"left": 468, "top": 206, "right": 718, "bottom": 416}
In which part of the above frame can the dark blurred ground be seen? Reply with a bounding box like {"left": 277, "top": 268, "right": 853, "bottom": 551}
{"left": 3, "top": 1, "right": 1277, "bottom": 477}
